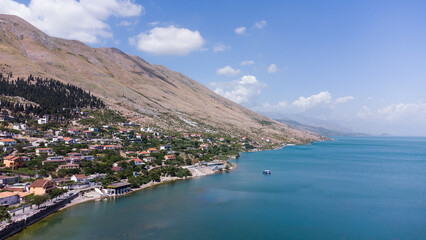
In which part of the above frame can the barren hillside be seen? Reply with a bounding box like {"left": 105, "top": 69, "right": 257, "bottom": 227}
{"left": 0, "top": 14, "right": 325, "bottom": 144}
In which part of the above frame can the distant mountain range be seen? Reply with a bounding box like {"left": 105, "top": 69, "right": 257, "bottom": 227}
{"left": 276, "top": 119, "right": 369, "bottom": 137}
{"left": 0, "top": 14, "right": 325, "bottom": 144}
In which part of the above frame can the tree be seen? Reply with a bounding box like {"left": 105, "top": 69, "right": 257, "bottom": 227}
{"left": 32, "top": 195, "right": 48, "bottom": 209}
{"left": 0, "top": 206, "right": 11, "bottom": 222}
{"left": 48, "top": 188, "right": 67, "bottom": 200}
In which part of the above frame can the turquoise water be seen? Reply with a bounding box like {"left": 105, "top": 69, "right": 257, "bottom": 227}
{"left": 10, "top": 137, "right": 426, "bottom": 240}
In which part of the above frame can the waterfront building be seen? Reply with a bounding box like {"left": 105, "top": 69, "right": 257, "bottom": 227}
{"left": 105, "top": 182, "right": 131, "bottom": 195}
{"left": 0, "top": 192, "right": 19, "bottom": 205}
{"left": 29, "top": 179, "right": 55, "bottom": 195}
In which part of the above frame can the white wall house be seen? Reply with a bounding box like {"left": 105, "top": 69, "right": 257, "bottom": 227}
{"left": 0, "top": 192, "right": 19, "bottom": 205}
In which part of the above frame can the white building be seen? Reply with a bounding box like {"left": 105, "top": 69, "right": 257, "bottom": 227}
{"left": 0, "top": 139, "right": 17, "bottom": 146}
{"left": 37, "top": 115, "right": 49, "bottom": 124}
{"left": 0, "top": 192, "right": 19, "bottom": 205}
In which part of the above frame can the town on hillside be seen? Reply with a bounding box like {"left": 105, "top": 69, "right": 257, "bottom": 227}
{"left": 0, "top": 75, "right": 280, "bottom": 226}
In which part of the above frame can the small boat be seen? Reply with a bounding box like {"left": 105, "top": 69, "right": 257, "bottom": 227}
{"left": 263, "top": 170, "right": 271, "bottom": 174}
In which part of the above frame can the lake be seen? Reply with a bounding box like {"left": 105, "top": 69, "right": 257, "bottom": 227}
{"left": 10, "top": 137, "right": 426, "bottom": 240}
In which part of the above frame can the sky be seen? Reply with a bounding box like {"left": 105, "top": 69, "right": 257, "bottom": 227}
{"left": 1, "top": 0, "right": 426, "bottom": 136}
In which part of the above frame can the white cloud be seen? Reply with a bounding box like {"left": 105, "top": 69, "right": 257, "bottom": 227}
{"left": 216, "top": 66, "right": 241, "bottom": 76}
{"left": 241, "top": 60, "right": 255, "bottom": 66}
{"left": 357, "top": 102, "right": 426, "bottom": 122}
{"left": 0, "top": 0, "right": 143, "bottom": 43}
{"left": 213, "top": 43, "right": 230, "bottom": 52}
{"left": 268, "top": 64, "right": 278, "bottom": 73}
{"left": 292, "top": 91, "right": 332, "bottom": 112}
{"left": 254, "top": 20, "right": 267, "bottom": 29}
{"left": 335, "top": 96, "right": 354, "bottom": 104}
{"left": 235, "top": 26, "right": 246, "bottom": 35}
{"left": 377, "top": 102, "right": 426, "bottom": 121}
{"left": 213, "top": 75, "right": 267, "bottom": 106}
{"left": 148, "top": 21, "right": 160, "bottom": 26}
{"left": 130, "top": 25, "right": 205, "bottom": 55}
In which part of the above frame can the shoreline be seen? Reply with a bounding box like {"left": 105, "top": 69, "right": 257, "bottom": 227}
{"left": 57, "top": 161, "right": 237, "bottom": 212}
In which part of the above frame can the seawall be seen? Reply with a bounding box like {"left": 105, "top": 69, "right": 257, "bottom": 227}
{"left": 0, "top": 192, "right": 79, "bottom": 240}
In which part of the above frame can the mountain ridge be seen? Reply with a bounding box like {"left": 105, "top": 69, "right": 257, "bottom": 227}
{"left": 0, "top": 14, "right": 325, "bottom": 144}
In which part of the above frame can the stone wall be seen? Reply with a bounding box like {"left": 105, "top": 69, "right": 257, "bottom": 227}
{"left": 0, "top": 192, "right": 78, "bottom": 240}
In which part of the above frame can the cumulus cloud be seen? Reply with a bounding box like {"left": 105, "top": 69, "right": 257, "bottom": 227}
{"left": 241, "top": 60, "right": 254, "bottom": 66}
{"left": 268, "top": 64, "right": 278, "bottom": 73}
{"left": 335, "top": 96, "right": 354, "bottom": 104}
{"left": 235, "top": 26, "right": 246, "bottom": 35}
{"left": 213, "top": 43, "right": 231, "bottom": 52}
{"left": 213, "top": 75, "right": 267, "bottom": 106}
{"left": 216, "top": 66, "right": 241, "bottom": 76}
{"left": 0, "top": 0, "right": 143, "bottom": 43}
{"left": 130, "top": 25, "right": 205, "bottom": 55}
{"left": 292, "top": 91, "right": 332, "bottom": 112}
{"left": 254, "top": 20, "right": 267, "bottom": 29}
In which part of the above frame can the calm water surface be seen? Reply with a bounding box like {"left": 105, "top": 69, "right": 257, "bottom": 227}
{"left": 10, "top": 137, "right": 426, "bottom": 240}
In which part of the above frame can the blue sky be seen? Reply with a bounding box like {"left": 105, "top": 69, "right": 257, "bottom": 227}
{"left": 1, "top": 0, "right": 426, "bottom": 135}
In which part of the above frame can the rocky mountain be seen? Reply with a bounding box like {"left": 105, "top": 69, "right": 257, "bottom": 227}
{"left": 276, "top": 119, "right": 369, "bottom": 137}
{"left": 0, "top": 14, "right": 325, "bottom": 144}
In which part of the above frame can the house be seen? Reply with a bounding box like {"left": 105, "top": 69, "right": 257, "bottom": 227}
{"left": 82, "top": 131, "right": 93, "bottom": 137}
{"left": 57, "top": 163, "right": 79, "bottom": 170}
{"left": 52, "top": 136, "right": 64, "bottom": 142}
{"left": 0, "top": 175, "right": 19, "bottom": 185}
{"left": 105, "top": 182, "right": 130, "bottom": 195}
{"left": 143, "top": 157, "right": 156, "bottom": 162}
{"left": 4, "top": 182, "right": 30, "bottom": 192}
{"left": 160, "top": 145, "right": 171, "bottom": 151}
{"left": 140, "top": 151, "right": 150, "bottom": 156}
{"left": 20, "top": 156, "right": 31, "bottom": 162}
{"left": 29, "top": 179, "right": 55, "bottom": 195}
{"left": 197, "top": 133, "right": 203, "bottom": 137}
{"left": 36, "top": 148, "right": 54, "bottom": 156}
{"left": 190, "top": 133, "right": 197, "bottom": 137}
{"left": 0, "top": 113, "right": 12, "bottom": 122}
{"left": 127, "top": 158, "right": 144, "bottom": 165}
{"left": 68, "top": 129, "right": 79, "bottom": 135}
{"left": 141, "top": 127, "right": 154, "bottom": 133}
{"left": 164, "top": 155, "right": 176, "bottom": 161}
{"left": 3, "top": 155, "right": 24, "bottom": 169}
{"left": 266, "top": 138, "right": 271, "bottom": 143}
{"left": 2, "top": 146, "right": 14, "bottom": 152}
{"left": 67, "top": 152, "right": 82, "bottom": 157}
{"left": 199, "top": 143, "right": 209, "bottom": 150}
{"left": 104, "top": 145, "right": 117, "bottom": 150}
{"left": 83, "top": 156, "right": 95, "bottom": 161}
{"left": 147, "top": 148, "right": 158, "bottom": 153}
{"left": 0, "top": 192, "right": 19, "bottom": 205}
{"left": 111, "top": 166, "right": 124, "bottom": 172}
{"left": 63, "top": 137, "right": 76, "bottom": 145}
{"left": 42, "top": 156, "right": 66, "bottom": 165}
{"left": 37, "top": 118, "right": 48, "bottom": 124}
{"left": 88, "top": 127, "right": 98, "bottom": 133}
{"left": 0, "top": 139, "right": 17, "bottom": 146}
{"left": 183, "top": 133, "right": 190, "bottom": 138}
{"left": 71, "top": 174, "right": 89, "bottom": 183}
{"left": 13, "top": 123, "right": 28, "bottom": 131}
{"left": 89, "top": 145, "right": 104, "bottom": 151}
{"left": 80, "top": 148, "right": 90, "bottom": 154}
